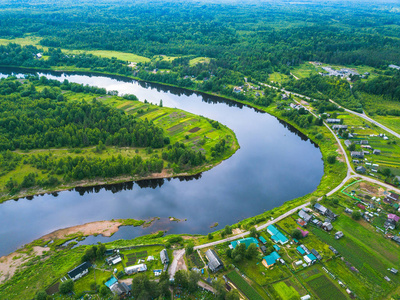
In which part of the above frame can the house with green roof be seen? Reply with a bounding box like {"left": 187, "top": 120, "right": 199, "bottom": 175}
{"left": 266, "top": 225, "right": 289, "bottom": 245}
{"left": 229, "top": 237, "right": 259, "bottom": 249}
{"left": 262, "top": 251, "right": 281, "bottom": 268}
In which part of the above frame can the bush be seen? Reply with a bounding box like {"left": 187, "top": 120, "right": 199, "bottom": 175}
{"left": 327, "top": 155, "right": 336, "bottom": 164}
{"left": 59, "top": 279, "right": 74, "bottom": 294}
{"left": 352, "top": 211, "right": 362, "bottom": 220}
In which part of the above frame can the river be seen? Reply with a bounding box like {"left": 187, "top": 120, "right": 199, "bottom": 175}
{"left": 0, "top": 67, "right": 324, "bottom": 256}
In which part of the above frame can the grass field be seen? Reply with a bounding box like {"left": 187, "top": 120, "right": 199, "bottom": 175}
{"left": 268, "top": 72, "right": 289, "bottom": 83}
{"left": 311, "top": 220, "right": 396, "bottom": 296}
{"left": 291, "top": 63, "right": 319, "bottom": 79}
{"left": 0, "top": 36, "right": 150, "bottom": 63}
{"left": 189, "top": 57, "right": 210, "bottom": 66}
{"left": 226, "top": 271, "right": 265, "bottom": 300}
{"left": 273, "top": 281, "right": 299, "bottom": 300}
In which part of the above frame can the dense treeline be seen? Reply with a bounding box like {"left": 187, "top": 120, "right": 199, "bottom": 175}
{"left": 354, "top": 72, "right": 400, "bottom": 102}
{"left": 0, "top": 44, "right": 132, "bottom": 75}
{"left": 0, "top": 79, "right": 167, "bottom": 151}
{"left": 0, "top": 77, "right": 221, "bottom": 193}
{"left": 27, "top": 153, "right": 164, "bottom": 180}
{"left": 1, "top": 0, "right": 400, "bottom": 83}
{"left": 284, "top": 75, "right": 363, "bottom": 111}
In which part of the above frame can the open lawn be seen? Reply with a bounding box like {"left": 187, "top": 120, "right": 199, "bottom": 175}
{"left": 189, "top": 57, "right": 210, "bottom": 66}
{"left": 273, "top": 281, "right": 299, "bottom": 300}
{"left": 0, "top": 36, "right": 150, "bottom": 63}
{"left": 268, "top": 72, "right": 288, "bottom": 83}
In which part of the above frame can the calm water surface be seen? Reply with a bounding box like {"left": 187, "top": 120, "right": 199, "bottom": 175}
{"left": 0, "top": 68, "right": 324, "bottom": 256}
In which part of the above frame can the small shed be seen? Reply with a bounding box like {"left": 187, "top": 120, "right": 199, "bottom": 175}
{"left": 322, "top": 222, "right": 333, "bottom": 231}
{"left": 335, "top": 231, "right": 344, "bottom": 239}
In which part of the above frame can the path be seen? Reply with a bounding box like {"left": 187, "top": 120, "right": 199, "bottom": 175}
{"left": 198, "top": 280, "right": 216, "bottom": 293}
{"left": 168, "top": 249, "right": 187, "bottom": 279}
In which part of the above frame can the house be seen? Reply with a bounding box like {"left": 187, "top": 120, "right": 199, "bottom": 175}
{"left": 384, "top": 219, "right": 396, "bottom": 230}
{"left": 273, "top": 245, "right": 280, "bottom": 252}
{"left": 259, "top": 236, "right": 267, "bottom": 244}
{"left": 160, "top": 249, "right": 169, "bottom": 264}
{"left": 373, "top": 149, "right": 381, "bottom": 155}
{"left": 344, "top": 208, "right": 353, "bottom": 214}
{"left": 388, "top": 193, "right": 400, "bottom": 202}
{"left": 344, "top": 140, "right": 352, "bottom": 148}
{"left": 36, "top": 53, "right": 42, "bottom": 59}
{"left": 110, "top": 282, "right": 131, "bottom": 297}
{"left": 105, "top": 276, "right": 118, "bottom": 288}
{"left": 281, "top": 94, "right": 288, "bottom": 100}
{"left": 124, "top": 263, "right": 147, "bottom": 274}
{"left": 311, "top": 249, "right": 322, "bottom": 260}
{"left": 314, "top": 203, "right": 327, "bottom": 215}
{"left": 326, "top": 119, "right": 341, "bottom": 124}
{"left": 67, "top": 261, "right": 92, "bottom": 281}
{"left": 356, "top": 166, "right": 366, "bottom": 174}
{"left": 298, "top": 209, "right": 312, "bottom": 223}
{"left": 357, "top": 203, "right": 366, "bottom": 210}
{"left": 262, "top": 251, "right": 281, "bottom": 268}
{"left": 205, "top": 249, "right": 224, "bottom": 272}
{"left": 301, "top": 295, "right": 311, "bottom": 300}
{"left": 311, "top": 219, "right": 322, "bottom": 227}
{"left": 322, "top": 221, "right": 333, "bottom": 231}
{"left": 390, "top": 268, "right": 398, "bottom": 275}
{"left": 105, "top": 254, "right": 122, "bottom": 266}
{"left": 360, "top": 140, "right": 369, "bottom": 145}
{"left": 351, "top": 151, "right": 364, "bottom": 159}
{"left": 266, "top": 225, "right": 289, "bottom": 245}
{"left": 230, "top": 237, "right": 259, "bottom": 249}
{"left": 388, "top": 214, "right": 400, "bottom": 223}
{"left": 260, "top": 245, "right": 267, "bottom": 254}
{"left": 329, "top": 246, "right": 339, "bottom": 255}
{"left": 335, "top": 231, "right": 344, "bottom": 239}
{"left": 297, "top": 219, "right": 307, "bottom": 227}
{"left": 392, "top": 236, "right": 400, "bottom": 245}
{"left": 297, "top": 246, "right": 306, "bottom": 255}
{"left": 332, "top": 125, "right": 348, "bottom": 130}
{"left": 297, "top": 227, "right": 309, "bottom": 238}
{"left": 304, "top": 253, "right": 317, "bottom": 265}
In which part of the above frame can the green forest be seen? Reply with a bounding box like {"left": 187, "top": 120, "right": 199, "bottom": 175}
{"left": 0, "top": 76, "right": 236, "bottom": 199}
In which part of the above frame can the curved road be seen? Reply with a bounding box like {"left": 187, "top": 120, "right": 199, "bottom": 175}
{"left": 328, "top": 99, "right": 400, "bottom": 139}
{"left": 195, "top": 81, "right": 400, "bottom": 250}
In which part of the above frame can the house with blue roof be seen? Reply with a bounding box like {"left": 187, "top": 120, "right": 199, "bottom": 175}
{"left": 266, "top": 225, "right": 289, "bottom": 245}
{"left": 304, "top": 253, "right": 317, "bottom": 265}
{"left": 259, "top": 236, "right": 267, "bottom": 244}
{"left": 297, "top": 246, "right": 306, "bottom": 255}
{"left": 262, "top": 251, "right": 281, "bottom": 268}
{"left": 105, "top": 276, "right": 118, "bottom": 288}
{"left": 229, "top": 237, "right": 259, "bottom": 249}
{"left": 273, "top": 245, "right": 280, "bottom": 252}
